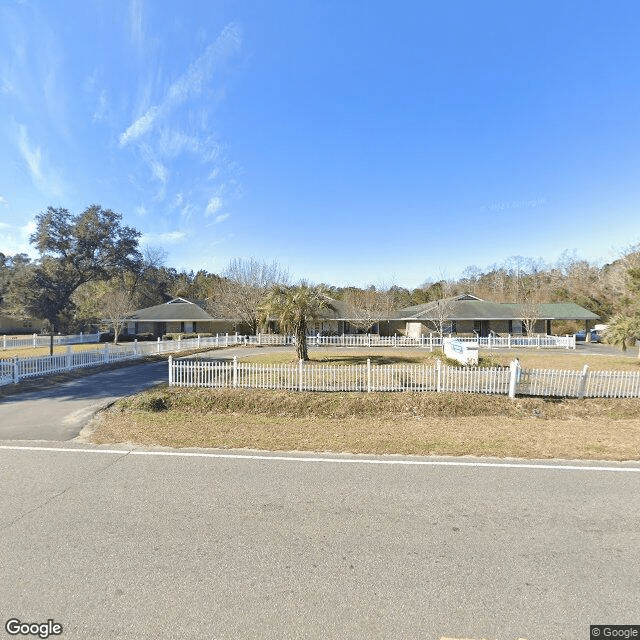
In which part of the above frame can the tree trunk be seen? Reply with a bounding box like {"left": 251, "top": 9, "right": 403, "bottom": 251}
{"left": 295, "top": 324, "right": 308, "bottom": 361}
{"left": 49, "top": 330, "right": 54, "bottom": 357}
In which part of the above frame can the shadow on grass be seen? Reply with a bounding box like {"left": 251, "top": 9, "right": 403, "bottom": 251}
{"left": 309, "top": 354, "right": 432, "bottom": 365}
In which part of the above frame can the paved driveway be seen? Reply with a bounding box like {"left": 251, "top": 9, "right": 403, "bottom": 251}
{"left": 0, "top": 361, "right": 167, "bottom": 441}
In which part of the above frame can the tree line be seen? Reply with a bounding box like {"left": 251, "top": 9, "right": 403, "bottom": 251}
{"left": 2, "top": 204, "right": 640, "bottom": 356}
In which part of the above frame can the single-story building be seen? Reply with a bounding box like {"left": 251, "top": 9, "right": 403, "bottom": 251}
{"left": 123, "top": 298, "right": 236, "bottom": 337}
{"left": 0, "top": 313, "right": 48, "bottom": 334}
{"left": 123, "top": 294, "right": 600, "bottom": 339}
{"left": 390, "top": 294, "right": 599, "bottom": 337}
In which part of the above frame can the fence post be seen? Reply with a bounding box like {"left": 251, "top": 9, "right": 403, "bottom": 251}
{"left": 168, "top": 355, "right": 173, "bottom": 386}
{"left": 33, "top": 333, "right": 37, "bottom": 348}
{"left": 578, "top": 364, "right": 590, "bottom": 399}
{"left": 13, "top": 356, "right": 19, "bottom": 384}
{"left": 197, "top": 334, "right": 201, "bottom": 349}
{"left": 393, "top": 334, "right": 397, "bottom": 348}
{"left": 508, "top": 359, "right": 520, "bottom": 399}
{"left": 436, "top": 358, "right": 441, "bottom": 393}
{"left": 66, "top": 346, "right": 72, "bottom": 371}
{"left": 367, "top": 358, "right": 371, "bottom": 392}
{"left": 178, "top": 335, "right": 182, "bottom": 351}
{"left": 226, "top": 333, "right": 229, "bottom": 347}
{"left": 233, "top": 356, "right": 238, "bottom": 388}
{"left": 508, "top": 334, "right": 511, "bottom": 349}
{"left": 157, "top": 337, "right": 161, "bottom": 354}
{"left": 258, "top": 332, "right": 261, "bottom": 346}
{"left": 430, "top": 333, "right": 433, "bottom": 352}
{"left": 299, "top": 359, "right": 304, "bottom": 392}
{"left": 103, "top": 343, "right": 109, "bottom": 364}
{"left": 341, "top": 333, "right": 345, "bottom": 347}
{"left": 134, "top": 339, "right": 139, "bottom": 357}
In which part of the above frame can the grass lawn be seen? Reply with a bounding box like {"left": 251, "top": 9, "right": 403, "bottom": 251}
{"left": 231, "top": 347, "right": 640, "bottom": 372}
{"left": 0, "top": 342, "right": 109, "bottom": 359}
{"left": 87, "top": 384, "right": 640, "bottom": 461}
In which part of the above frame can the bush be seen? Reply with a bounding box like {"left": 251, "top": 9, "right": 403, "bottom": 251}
{"left": 162, "top": 332, "right": 212, "bottom": 341}
{"left": 99, "top": 332, "right": 156, "bottom": 343}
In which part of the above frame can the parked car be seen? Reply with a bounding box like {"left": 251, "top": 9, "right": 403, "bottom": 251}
{"left": 574, "top": 330, "right": 601, "bottom": 343}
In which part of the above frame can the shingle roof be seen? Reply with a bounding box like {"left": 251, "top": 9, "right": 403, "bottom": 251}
{"left": 126, "top": 298, "right": 214, "bottom": 322}
{"left": 394, "top": 297, "right": 599, "bottom": 321}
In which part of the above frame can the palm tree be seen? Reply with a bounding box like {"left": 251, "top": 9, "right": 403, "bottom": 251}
{"left": 604, "top": 313, "right": 640, "bottom": 355}
{"left": 260, "top": 282, "right": 335, "bottom": 360}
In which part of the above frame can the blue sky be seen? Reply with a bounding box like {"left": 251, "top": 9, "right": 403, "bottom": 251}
{"left": 1, "top": 1, "right": 640, "bottom": 289}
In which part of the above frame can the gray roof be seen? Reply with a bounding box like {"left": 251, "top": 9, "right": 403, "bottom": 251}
{"left": 395, "top": 296, "right": 599, "bottom": 321}
{"left": 126, "top": 298, "right": 214, "bottom": 322}
{"left": 127, "top": 295, "right": 599, "bottom": 324}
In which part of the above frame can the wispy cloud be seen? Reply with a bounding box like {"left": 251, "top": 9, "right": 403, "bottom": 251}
{"left": 15, "top": 124, "right": 64, "bottom": 197}
{"left": 158, "top": 128, "right": 221, "bottom": 162}
{"left": 0, "top": 195, "right": 8, "bottom": 206}
{"left": 205, "top": 196, "right": 223, "bottom": 215}
{"left": 140, "top": 230, "right": 187, "bottom": 245}
{"left": 17, "top": 124, "right": 43, "bottom": 183}
{"left": 128, "top": 0, "right": 147, "bottom": 53}
{"left": 214, "top": 213, "right": 230, "bottom": 224}
{"left": 140, "top": 143, "right": 168, "bottom": 184}
{"left": 92, "top": 90, "right": 110, "bottom": 123}
{"left": 0, "top": 218, "right": 37, "bottom": 257}
{"left": 119, "top": 23, "right": 241, "bottom": 147}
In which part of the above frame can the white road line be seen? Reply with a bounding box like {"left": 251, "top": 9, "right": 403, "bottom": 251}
{"left": 1, "top": 445, "right": 640, "bottom": 472}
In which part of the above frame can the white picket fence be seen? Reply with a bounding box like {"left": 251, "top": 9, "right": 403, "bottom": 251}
{"left": 169, "top": 356, "right": 511, "bottom": 394}
{"left": 169, "top": 357, "right": 640, "bottom": 399}
{"left": 0, "top": 333, "right": 246, "bottom": 386}
{"left": 246, "top": 333, "right": 576, "bottom": 350}
{"left": 1, "top": 332, "right": 101, "bottom": 350}
{"left": 0, "top": 330, "right": 575, "bottom": 352}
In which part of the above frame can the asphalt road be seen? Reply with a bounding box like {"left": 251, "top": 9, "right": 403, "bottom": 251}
{"left": 0, "top": 361, "right": 168, "bottom": 441}
{"left": 0, "top": 444, "right": 638, "bottom": 640}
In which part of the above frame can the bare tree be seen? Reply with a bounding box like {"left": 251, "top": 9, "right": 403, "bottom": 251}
{"left": 343, "top": 285, "right": 395, "bottom": 333}
{"left": 96, "top": 284, "right": 136, "bottom": 343}
{"left": 429, "top": 296, "right": 456, "bottom": 339}
{"left": 209, "top": 258, "right": 290, "bottom": 333}
{"left": 519, "top": 297, "right": 542, "bottom": 336}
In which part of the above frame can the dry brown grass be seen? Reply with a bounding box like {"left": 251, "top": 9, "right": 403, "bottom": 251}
{"left": 238, "top": 347, "right": 640, "bottom": 372}
{"left": 0, "top": 342, "right": 108, "bottom": 360}
{"left": 88, "top": 387, "right": 640, "bottom": 461}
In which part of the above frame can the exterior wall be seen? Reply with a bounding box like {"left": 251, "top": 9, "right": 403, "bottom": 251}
{"left": 209, "top": 320, "right": 239, "bottom": 334}
{"left": 0, "top": 315, "right": 48, "bottom": 334}
{"left": 125, "top": 320, "right": 238, "bottom": 336}
{"left": 532, "top": 320, "right": 546, "bottom": 334}
{"left": 403, "top": 318, "right": 550, "bottom": 337}
{"left": 456, "top": 320, "right": 475, "bottom": 334}
{"left": 405, "top": 322, "right": 424, "bottom": 339}
{"left": 487, "top": 320, "right": 510, "bottom": 335}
